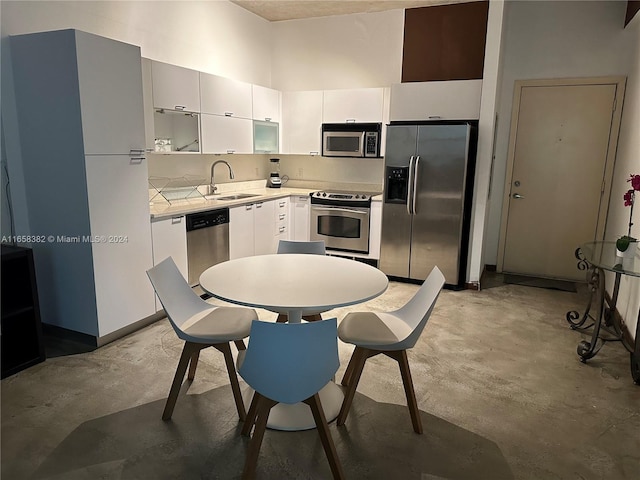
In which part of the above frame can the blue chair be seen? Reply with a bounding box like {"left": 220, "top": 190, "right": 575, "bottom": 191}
{"left": 239, "top": 318, "right": 345, "bottom": 479}
{"left": 337, "top": 266, "right": 445, "bottom": 433}
{"left": 276, "top": 240, "right": 326, "bottom": 322}
{"left": 147, "top": 257, "right": 257, "bottom": 421}
{"left": 277, "top": 239, "right": 326, "bottom": 255}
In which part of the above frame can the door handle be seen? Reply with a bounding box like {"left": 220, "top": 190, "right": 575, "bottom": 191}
{"left": 413, "top": 156, "right": 420, "bottom": 214}
{"left": 512, "top": 193, "right": 524, "bottom": 199}
{"left": 407, "top": 156, "right": 415, "bottom": 215}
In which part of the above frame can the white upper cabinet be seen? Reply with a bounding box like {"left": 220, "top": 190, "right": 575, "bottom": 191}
{"left": 322, "top": 88, "right": 384, "bottom": 123}
{"left": 252, "top": 85, "right": 280, "bottom": 123}
{"left": 282, "top": 90, "right": 323, "bottom": 155}
{"left": 389, "top": 80, "right": 483, "bottom": 121}
{"left": 201, "top": 114, "right": 253, "bottom": 154}
{"left": 75, "top": 31, "right": 145, "bottom": 155}
{"left": 200, "top": 73, "right": 252, "bottom": 119}
{"left": 151, "top": 61, "right": 200, "bottom": 112}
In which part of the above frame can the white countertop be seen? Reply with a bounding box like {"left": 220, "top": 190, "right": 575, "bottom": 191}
{"left": 149, "top": 184, "right": 382, "bottom": 220}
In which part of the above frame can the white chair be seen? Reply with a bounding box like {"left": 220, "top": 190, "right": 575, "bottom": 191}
{"left": 275, "top": 240, "right": 326, "bottom": 322}
{"left": 337, "top": 266, "right": 445, "bottom": 434}
{"left": 146, "top": 257, "right": 258, "bottom": 421}
{"left": 239, "top": 318, "right": 345, "bottom": 479}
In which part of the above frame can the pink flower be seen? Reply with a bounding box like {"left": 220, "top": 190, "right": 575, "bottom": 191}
{"left": 629, "top": 174, "right": 640, "bottom": 191}
{"left": 624, "top": 189, "right": 634, "bottom": 207}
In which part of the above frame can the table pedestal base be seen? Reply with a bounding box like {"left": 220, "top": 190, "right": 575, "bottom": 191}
{"left": 242, "top": 381, "right": 344, "bottom": 431}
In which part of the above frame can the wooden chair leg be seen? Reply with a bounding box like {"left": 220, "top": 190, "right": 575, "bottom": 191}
{"left": 340, "top": 346, "right": 363, "bottom": 387}
{"left": 234, "top": 339, "right": 246, "bottom": 351}
{"left": 302, "top": 313, "right": 323, "bottom": 322}
{"left": 215, "top": 343, "right": 247, "bottom": 421}
{"left": 241, "top": 391, "right": 262, "bottom": 437}
{"left": 163, "top": 342, "right": 200, "bottom": 420}
{"left": 187, "top": 350, "right": 200, "bottom": 380}
{"left": 276, "top": 313, "right": 288, "bottom": 323}
{"left": 387, "top": 349, "right": 423, "bottom": 434}
{"left": 304, "top": 394, "right": 346, "bottom": 480}
{"left": 337, "top": 347, "right": 370, "bottom": 426}
{"left": 242, "top": 396, "right": 277, "bottom": 479}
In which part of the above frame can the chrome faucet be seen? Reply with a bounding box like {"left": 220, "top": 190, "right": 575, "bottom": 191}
{"left": 209, "top": 160, "right": 235, "bottom": 195}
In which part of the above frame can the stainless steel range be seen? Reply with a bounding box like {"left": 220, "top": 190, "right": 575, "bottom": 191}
{"left": 310, "top": 191, "right": 372, "bottom": 254}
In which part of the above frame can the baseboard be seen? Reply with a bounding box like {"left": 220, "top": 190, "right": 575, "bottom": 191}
{"left": 42, "top": 310, "right": 166, "bottom": 349}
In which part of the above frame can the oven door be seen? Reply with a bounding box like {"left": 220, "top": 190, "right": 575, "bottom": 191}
{"left": 310, "top": 205, "right": 370, "bottom": 253}
{"left": 322, "top": 131, "right": 365, "bottom": 157}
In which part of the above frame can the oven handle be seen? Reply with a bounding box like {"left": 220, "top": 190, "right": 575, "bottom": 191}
{"left": 312, "top": 206, "right": 369, "bottom": 216}
{"left": 407, "top": 156, "right": 415, "bottom": 215}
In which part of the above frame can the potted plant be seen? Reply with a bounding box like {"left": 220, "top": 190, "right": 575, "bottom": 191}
{"left": 616, "top": 173, "right": 640, "bottom": 257}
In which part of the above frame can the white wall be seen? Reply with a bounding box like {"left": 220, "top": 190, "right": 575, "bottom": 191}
{"left": 0, "top": 1, "right": 272, "bottom": 85}
{"left": 605, "top": 12, "right": 640, "bottom": 339}
{"left": 271, "top": 9, "right": 404, "bottom": 90}
{"left": 485, "top": 0, "right": 633, "bottom": 266}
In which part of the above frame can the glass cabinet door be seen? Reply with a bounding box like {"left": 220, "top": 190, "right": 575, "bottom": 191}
{"left": 253, "top": 120, "right": 279, "bottom": 154}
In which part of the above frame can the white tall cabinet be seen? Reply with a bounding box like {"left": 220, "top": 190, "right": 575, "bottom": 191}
{"left": 10, "top": 29, "right": 155, "bottom": 343}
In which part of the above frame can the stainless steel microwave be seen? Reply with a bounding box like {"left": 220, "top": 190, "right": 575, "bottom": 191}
{"left": 321, "top": 123, "right": 382, "bottom": 158}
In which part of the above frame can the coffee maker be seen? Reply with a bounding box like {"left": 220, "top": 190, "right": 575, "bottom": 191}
{"left": 267, "top": 158, "right": 282, "bottom": 188}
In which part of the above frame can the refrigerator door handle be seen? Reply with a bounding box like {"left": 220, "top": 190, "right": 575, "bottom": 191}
{"left": 412, "top": 156, "right": 420, "bottom": 214}
{"left": 407, "top": 156, "right": 415, "bottom": 215}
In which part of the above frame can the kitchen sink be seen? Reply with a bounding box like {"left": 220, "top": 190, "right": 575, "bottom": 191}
{"left": 215, "top": 193, "right": 261, "bottom": 201}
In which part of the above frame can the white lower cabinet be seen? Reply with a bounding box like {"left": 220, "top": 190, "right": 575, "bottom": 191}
{"left": 254, "top": 201, "right": 277, "bottom": 255}
{"left": 291, "top": 195, "right": 310, "bottom": 241}
{"left": 230, "top": 203, "right": 256, "bottom": 259}
{"left": 151, "top": 215, "right": 188, "bottom": 311}
{"left": 274, "top": 198, "right": 290, "bottom": 248}
{"left": 369, "top": 200, "right": 382, "bottom": 260}
{"left": 230, "top": 199, "right": 292, "bottom": 259}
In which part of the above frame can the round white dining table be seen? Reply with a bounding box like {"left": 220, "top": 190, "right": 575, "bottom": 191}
{"left": 199, "top": 253, "right": 389, "bottom": 431}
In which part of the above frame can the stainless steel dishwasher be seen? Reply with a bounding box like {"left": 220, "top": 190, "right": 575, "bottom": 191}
{"left": 186, "top": 208, "right": 230, "bottom": 287}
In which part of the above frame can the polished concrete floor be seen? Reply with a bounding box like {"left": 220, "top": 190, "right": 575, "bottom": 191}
{"left": 2, "top": 274, "right": 639, "bottom": 479}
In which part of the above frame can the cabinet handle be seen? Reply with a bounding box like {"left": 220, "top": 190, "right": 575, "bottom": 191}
{"left": 279, "top": 214, "right": 285, "bottom": 220}
{"left": 279, "top": 226, "right": 285, "bottom": 233}
{"left": 279, "top": 202, "right": 286, "bottom": 207}
{"left": 129, "top": 148, "right": 145, "bottom": 155}
{"left": 310, "top": 151, "right": 319, "bottom": 155}
{"left": 129, "top": 157, "right": 144, "bottom": 164}
{"left": 224, "top": 112, "right": 234, "bottom": 117}
{"left": 265, "top": 117, "right": 271, "bottom": 122}
{"left": 171, "top": 216, "right": 183, "bottom": 224}
{"left": 428, "top": 115, "right": 442, "bottom": 119}
{"left": 227, "top": 149, "right": 235, "bottom": 154}
{"left": 346, "top": 118, "right": 356, "bottom": 123}
{"left": 246, "top": 205, "right": 253, "bottom": 211}
{"left": 256, "top": 202, "right": 263, "bottom": 208}
{"left": 175, "top": 105, "right": 186, "bottom": 111}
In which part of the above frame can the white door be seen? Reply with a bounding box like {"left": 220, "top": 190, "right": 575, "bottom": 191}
{"left": 499, "top": 78, "right": 625, "bottom": 280}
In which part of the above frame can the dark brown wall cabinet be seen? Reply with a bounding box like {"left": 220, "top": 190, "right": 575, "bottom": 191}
{"left": 402, "top": 1, "right": 489, "bottom": 83}
{"left": 1, "top": 245, "right": 46, "bottom": 378}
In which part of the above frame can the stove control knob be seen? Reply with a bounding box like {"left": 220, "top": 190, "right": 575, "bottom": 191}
{"left": 322, "top": 192, "right": 327, "bottom": 197}
{"left": 355, "top": 194, "right": 360, "bottom": 199}
{"left": 362, "top": 195, "right": 367, "bottom": 200}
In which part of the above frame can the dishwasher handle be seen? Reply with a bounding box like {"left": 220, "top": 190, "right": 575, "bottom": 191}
{"left": 186, "top": 208, "right": 229, "bottom": 232}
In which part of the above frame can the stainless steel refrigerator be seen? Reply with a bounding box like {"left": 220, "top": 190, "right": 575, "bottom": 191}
{"left": 380, "top": 123, "right": 476, "bottom": 286}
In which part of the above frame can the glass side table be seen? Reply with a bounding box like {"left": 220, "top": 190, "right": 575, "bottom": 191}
{"left": 566, "top": 241, "right": 640, "bottom": 384}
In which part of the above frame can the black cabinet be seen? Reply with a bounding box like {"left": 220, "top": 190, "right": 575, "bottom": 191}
{"left": 1, "top": 244, "right": 45, "bottom": 378}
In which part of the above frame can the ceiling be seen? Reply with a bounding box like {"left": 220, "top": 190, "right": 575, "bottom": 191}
{"left": 230, "top": 0, "right": 477, "bottom": 22}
